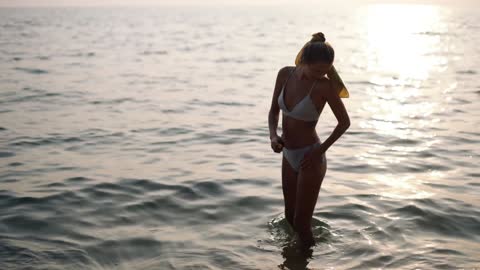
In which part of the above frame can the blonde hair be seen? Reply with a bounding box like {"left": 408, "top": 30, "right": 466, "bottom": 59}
{"left": 295, "top": 32, "right": 334, "bottom": 65}
{"left": 295, "top": 33, "right": 350, "bottom": 98}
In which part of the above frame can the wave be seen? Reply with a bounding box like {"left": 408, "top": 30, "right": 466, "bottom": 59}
{"left": 13, "top": 67, "right": 49, "bottom": 74}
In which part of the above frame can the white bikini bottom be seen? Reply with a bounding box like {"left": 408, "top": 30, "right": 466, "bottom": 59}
{"left": 282, "top": 141, "right": 321, "bottom": 172}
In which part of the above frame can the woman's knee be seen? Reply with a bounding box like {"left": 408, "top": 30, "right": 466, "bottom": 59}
{"left": 285, "top": 207, "right": 294, "bottom": 219}
{"left": 293, "top": 214, "right": 311, "bottom": 232}
{"left": 285, "top": 211, "right": 295, "bottom": 230}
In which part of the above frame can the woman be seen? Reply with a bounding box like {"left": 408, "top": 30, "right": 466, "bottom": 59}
{"left": 268, "top": 32, "right": 350, "bottom": 249}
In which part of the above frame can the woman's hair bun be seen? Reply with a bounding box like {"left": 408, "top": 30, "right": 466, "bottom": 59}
{"left": 311, "top": 32, "right": 326, "bottom": 43}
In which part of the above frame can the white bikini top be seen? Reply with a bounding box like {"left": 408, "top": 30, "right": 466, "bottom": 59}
{"left": 277, "top": 67, "right": 320, "bottom": 122}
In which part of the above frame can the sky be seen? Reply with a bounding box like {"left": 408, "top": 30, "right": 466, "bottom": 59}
{"left": 0, "top": 0, "right": 478, "bottom": 6}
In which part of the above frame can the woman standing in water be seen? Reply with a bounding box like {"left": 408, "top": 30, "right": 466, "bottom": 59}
{"left": 268, "top": 32, "right": 350, "bottom": 249}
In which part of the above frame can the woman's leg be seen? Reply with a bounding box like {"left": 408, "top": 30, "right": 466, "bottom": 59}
{"left": 294, "top": 154, "right": 327, "bottom": 248}
{"left": 282, "top": 155, "right": 298, "bottom": 231}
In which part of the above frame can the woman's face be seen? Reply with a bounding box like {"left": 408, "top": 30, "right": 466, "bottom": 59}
{"left": 305, "top": 62, "right": 332, "bottom": 80}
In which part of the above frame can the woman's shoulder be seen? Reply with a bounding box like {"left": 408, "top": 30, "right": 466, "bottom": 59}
{"left": 277, "top": 66, "right": 295, "bottom": 78}
{"left": 312, "top": 76, "right": 334, "bottom": 97}
{"left": 314, "top": 76, "right": 331, "bottom": 88}
{"left": 279, "top": 65, "right": 295, "bottom": 71}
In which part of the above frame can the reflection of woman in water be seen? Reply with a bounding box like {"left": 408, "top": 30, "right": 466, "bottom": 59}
{"left": 268, "top": 32, "right": 350, "bottom": 249}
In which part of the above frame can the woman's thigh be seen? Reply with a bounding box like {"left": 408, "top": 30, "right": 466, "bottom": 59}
{"left": 294, "top": 154, "right": 327, "bottom": 224}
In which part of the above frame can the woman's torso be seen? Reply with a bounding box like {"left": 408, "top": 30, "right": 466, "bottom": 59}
{"left": 278, "top": 66, "right": 329, "bottom": 149}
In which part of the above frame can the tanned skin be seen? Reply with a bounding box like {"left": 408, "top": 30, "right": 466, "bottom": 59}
{"left": 268, "top": 63, "right": 350, "bottom": 249}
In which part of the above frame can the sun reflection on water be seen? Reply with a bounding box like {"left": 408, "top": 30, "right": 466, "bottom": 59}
{"left": 359, "top": 4, "right": 446, "bottom": 140}
{"left": 356, "top": 4, "right": 450, "bottom": 199}
{"left": 370, "top": 175, "right": 433, "bottom": 200}
{"left": 365, "top": 4, "right": 445, "bottom": 79}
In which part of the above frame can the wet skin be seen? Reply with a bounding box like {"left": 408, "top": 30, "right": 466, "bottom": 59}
{"left": 268, "top": 62, "right": 350, "bottom": 249}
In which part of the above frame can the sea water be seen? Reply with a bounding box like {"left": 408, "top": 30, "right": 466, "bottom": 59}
{"left": 0, "top": 3, "right": 479, "bottom": 269}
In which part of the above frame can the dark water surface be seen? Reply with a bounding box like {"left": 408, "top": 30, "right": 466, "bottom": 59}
{"left": 0, "top": 3, "right": 479, "bottom": 270}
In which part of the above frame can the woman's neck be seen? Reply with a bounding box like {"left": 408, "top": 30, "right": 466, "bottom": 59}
{"left": 295, "top": 66, "right": 310, "bottom": 80}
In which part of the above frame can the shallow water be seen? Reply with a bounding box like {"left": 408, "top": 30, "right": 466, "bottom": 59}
{"left": 0, "top": 3, "right": 479, "bottom": 270}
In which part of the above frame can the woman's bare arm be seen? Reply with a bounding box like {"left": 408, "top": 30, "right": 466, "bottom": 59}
{"left": 317, "top": 80, "right": 350, "bottom": 153}
{"left": 268, "top": 66, "right": 290, "bottom": 139}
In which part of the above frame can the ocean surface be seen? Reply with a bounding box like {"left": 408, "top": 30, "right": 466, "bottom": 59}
{"left": 0, "top": 3, "right": 479, "bottom": 269}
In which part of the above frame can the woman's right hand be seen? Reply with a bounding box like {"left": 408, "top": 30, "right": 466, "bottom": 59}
{"left": 270, "top": 135, "right": 284, "bottom": 153}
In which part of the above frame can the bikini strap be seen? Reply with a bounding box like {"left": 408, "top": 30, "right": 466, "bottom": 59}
{"left": 282, "top": 67, "right": 296, "bottom": 88}
{"left": 308, "top": 80, "right": 317, "bottom": 95}
{"left": 289, "top": 66, "right": 296, "bottom": 77}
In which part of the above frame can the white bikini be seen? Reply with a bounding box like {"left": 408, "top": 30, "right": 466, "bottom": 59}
{"left": 277, "top": 67, "right": 322, "bottom": 172}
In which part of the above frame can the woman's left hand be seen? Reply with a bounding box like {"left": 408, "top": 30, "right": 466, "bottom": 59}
{"left": 300, "top": 145, "right": 325, "bottom": 170}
